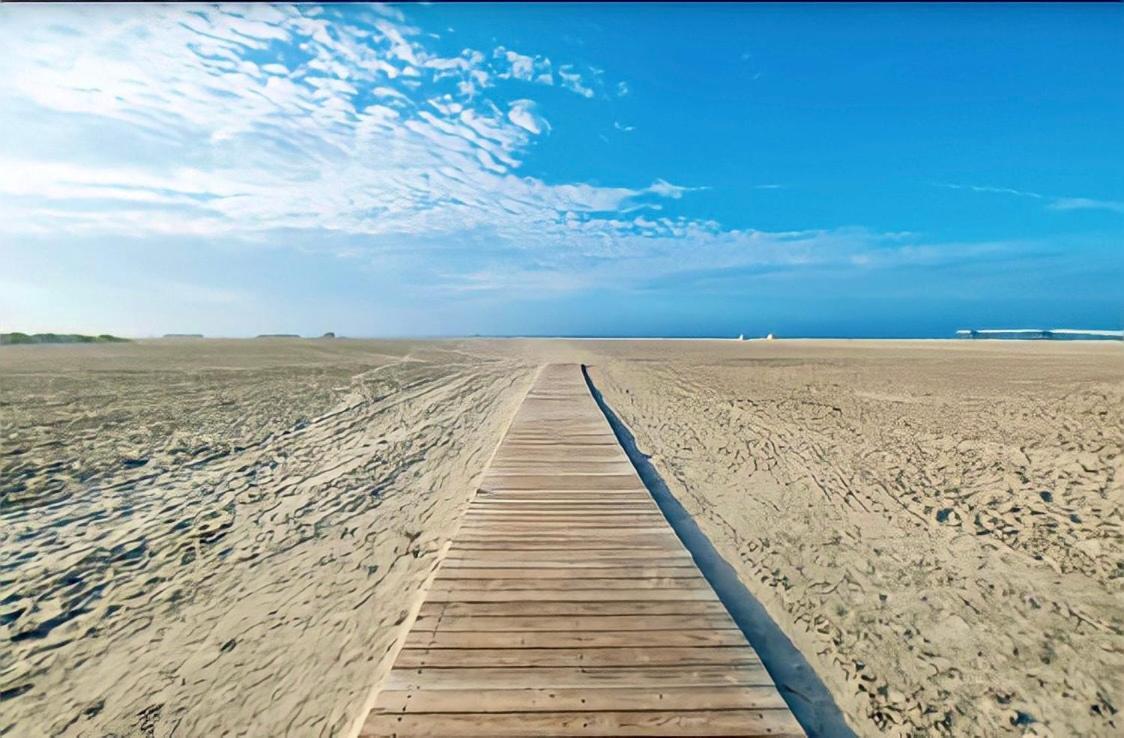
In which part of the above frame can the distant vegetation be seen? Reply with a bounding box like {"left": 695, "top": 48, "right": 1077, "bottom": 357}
{"left": 1, "top": 333, "right": 130, "bottom": 345}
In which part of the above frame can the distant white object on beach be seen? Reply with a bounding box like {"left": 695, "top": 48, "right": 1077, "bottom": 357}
{"left": 766, "top": 333, "right": 775, "bottom": 341}
{"left": 738, "top": 334, "right": 745, "bottom": 341}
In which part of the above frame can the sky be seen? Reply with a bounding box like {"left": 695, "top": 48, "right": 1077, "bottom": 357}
{"left": 1, "top": 2, "right": 1121, "bottom": 338}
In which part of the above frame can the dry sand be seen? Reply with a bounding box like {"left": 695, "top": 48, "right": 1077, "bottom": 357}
{"left": 1, "top": 339, "right": 535, "bottom": 737}
{"left": 1, "top": 338, "right": 1120, "bottom": 737}
{"left": 586, "top": 339, "right": 1122, "bottom": 738}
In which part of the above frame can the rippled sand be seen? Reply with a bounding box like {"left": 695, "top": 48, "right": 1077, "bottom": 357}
{"left": 586, "top": 339, "right": 1122, "bottom": 738}
{"left": 2, "top": 338, "right": 1120, "bottom": 737}
{"left": 1, "top": 339, "right": 534, "bottom": 737}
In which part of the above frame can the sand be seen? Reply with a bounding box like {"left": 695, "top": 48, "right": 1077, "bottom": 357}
{"left": 1, "top": 338, "right": 1120, "bottom": 737}
{"left": 1, "top": 339, "right": 535, "bottom": 737}
{"left": 586, "top": 339, "right": 1122, "bottom": 737}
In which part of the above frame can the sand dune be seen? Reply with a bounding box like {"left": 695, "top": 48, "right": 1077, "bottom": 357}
{"left": 1, "top": 338, "right": 1119, "bottom": 737}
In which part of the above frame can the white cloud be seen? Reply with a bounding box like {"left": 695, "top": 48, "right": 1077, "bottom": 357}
{"left": 496, "top": 48, "right": 536, "bottom": 81}
{"left": 937, "top": 183, "right": 1045, "bottom": 199}
{"left": 1048, "top": 197, "right": 1124, "bottom": 215}
{"left": 557, "top": 65, "right": 595, "bottom": 98}
{"left": 645, "top": 179, "right": 706, "bottom": 199}
{"left": 507, "top": 99, "right": 550, "bottom": 135}
{"left": 492, "top": 46, "right": 563, "bottom": 89}
{"left": 936, "top": 183, "right": 1123, "bottom": 215}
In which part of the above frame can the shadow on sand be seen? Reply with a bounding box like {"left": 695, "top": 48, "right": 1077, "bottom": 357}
{"left": 582, "top": 364, "right": 858, "bottom": 738}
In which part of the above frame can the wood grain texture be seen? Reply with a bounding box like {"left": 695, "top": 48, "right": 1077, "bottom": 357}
{"left": 358, "top": 364, "right": 803, "bottom": 737}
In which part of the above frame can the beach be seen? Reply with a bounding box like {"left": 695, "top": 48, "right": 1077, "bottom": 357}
{"left": 1, "top": 340, "right": 535, "bottom": 736}
{"left": 1, "top": 338, "right": 1120, "bottom": 737}
{"left": 588, "top": 339, "right": 1122, "bottom": 737}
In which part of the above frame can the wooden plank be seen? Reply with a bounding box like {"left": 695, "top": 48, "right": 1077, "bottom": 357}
{"left": 453, "top": 532, "right": 681, "bottom": 540}
{"left": 416, "top": 601, "right": 730, "bottom": 617}
{"left": 441, "top": 549, "right": 696, "bottom": 562}
{"left": 394, "top": 646, "right": 758, "bottom": 668}
{"left": 411, "top": 613, "right": 738, "bottom": 632}
{"left": 441, "top": 559, "right": 699, "bottom": 570}
{"left": 496, "top": 440, "right": 623, "bottom": 448}
{"left": 446, "top": 544, "right": 683, "bottom": 554}
{"left": 462, "top": 509, "right": 665, "bottom": 516}
{"left": 500, "top": 438, "right": 619, "bottom": 442}
{"left": 459, "top": 513, "right": 667, "bottom": 523}
{"left": 464, "top": 505, "right": 661, "bottom": 512}
{"left": 477, "top": 489, "right": 647, "bottom": 494}
{"left": 473, "top": 496, "right": 656, "bottom": 504}
{"left": 464, "top": 512, "right": 661, "bottom": 518}
{"left": 457, "top": 523, "right": 672, "bottom": 531}
{"left": 463, "top": 511, "right": 662, "bottom": 516}
{"left": 471, "top": 497, "right": 655, "bottom": 505}
{"left": 363, "top": 709, "right": 804, "bottom": 736}
{"left": 487, "top": 463, "right": 638, "bottom": 472}
{"left": 383, "top": 664, "right": 776, "bottom": 691}
{"left": 424, "top": 588, "right": 718, "bottom": 603}
{"left": 447, "top": 545, "right": 684, "bottom": 554}
{"left": 430, "top": 578, "right": 711, "bottom": 591}
{"left": 452, "top": 532, "right": 681, "bottom": 541}
{"left": 471, "top": 503, "right": 656, "bottom": 509}
{"left": 372, "top": 686, "right": 789, "bottom": 713}
{"left": 454, "top": 531, "right": 675, "bottom": 537}
{"left": 434, "top": 566, "right": 702, "bottom": 579}
{"left": 404, "top": 629, "right": 748, "bottom": 649}
{"left": 483, "top": 473, "right": 645, "bottom": 486}
{"left": 461, "top": 513, "right": 665, "bottom": 520}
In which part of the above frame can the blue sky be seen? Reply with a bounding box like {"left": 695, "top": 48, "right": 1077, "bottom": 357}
{"left": 1, "top": 3, "right": 1120, "bottom": 337}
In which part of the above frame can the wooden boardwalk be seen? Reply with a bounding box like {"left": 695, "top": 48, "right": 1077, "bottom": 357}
{"left": 360, "top": 364, "right": 804, "bottom": 737}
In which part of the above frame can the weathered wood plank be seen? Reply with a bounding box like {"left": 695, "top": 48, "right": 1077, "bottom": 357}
{"left": 434, "top": 566, "right": 702, "bottom": 579}
{"left": 482, "top": 475, "right": 647, "bottom": 490}
{"left": 472, "top": 496, "right": 656, "bottom": 504}
{"left": 394, "top": 646, "right": 758, "bottom": 668}
{"left": 404, "top": 628, "right": 748, "bottom": 648}
{"left": 411, "top": 613, "right": 738, "bottom": 632}
{"left": 383, "top": 664, "right": 776, "bottom": 691}
{"left": 430, "top": 577, "right": 711, "bottom": 591}
{"left": 417, "top": 600, "right": 731, "bottom": 618}
{"left": 363, "top": 709, "right": 804, "bottom": 736}
{"left": 471, "top": 503, "right": 656, "bottom": 510}
{"left": 446, "top": 545, "right": 683, "bottom": 554}
{"left": 372, "top": 686, "right": 789, "bottom": 713}
{"left": 442, "top": 550, "right": 692, "bottom": 560}
{"left": 456, "top": 524, "right": 673, "bottom": 532}
{"left": 424, "top": 589, "right": 718, "bottom": 603}
{"left": 462, "top": 509, "right": 665, "bottom": 517}
{"left": 440, "top": 560, "right": 699, "bottom": 571}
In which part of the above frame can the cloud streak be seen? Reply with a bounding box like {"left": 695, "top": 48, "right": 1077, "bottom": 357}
{"left": 936, "top": 183, "right": 1124, "bottom": 215}
{"left": 1049, "top": 197, "right": 1124, "bottom": 215}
